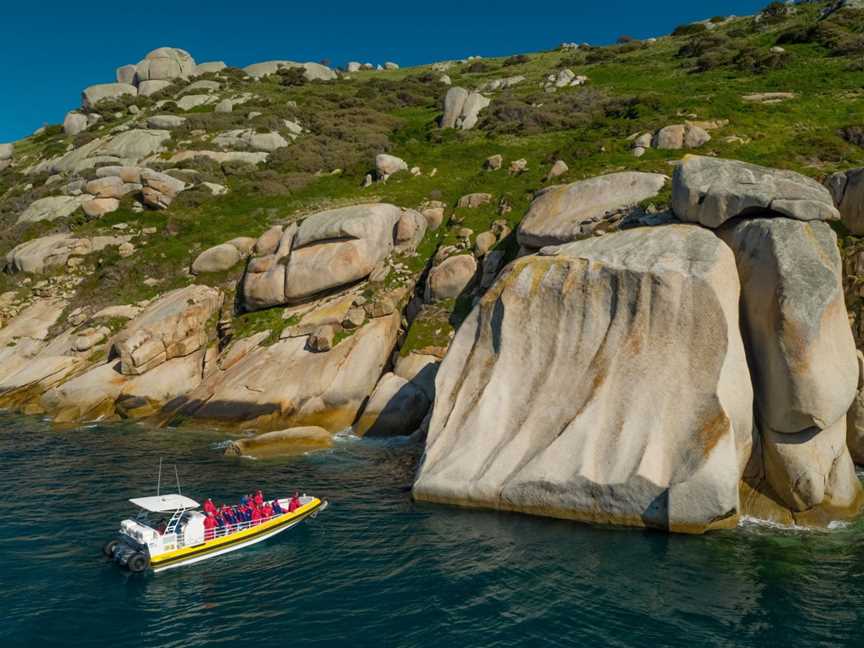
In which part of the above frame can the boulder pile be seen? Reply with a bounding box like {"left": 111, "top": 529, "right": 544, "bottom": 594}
{"left": 414, "top": 156, "right": 864, "bottom": 532}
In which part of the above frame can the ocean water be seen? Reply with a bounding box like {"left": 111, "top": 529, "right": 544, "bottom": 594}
{"left": 1, "top": 412, "right": 863, "bottom": 648}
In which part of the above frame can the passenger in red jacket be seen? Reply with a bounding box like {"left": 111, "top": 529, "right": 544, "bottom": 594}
{"left": 251, "top": 507, "right": 262, "bottom": 525}
{"left": 203, "top": 498, "right": 217, "bottom": 516}
{"left": 261, "top": 503, "right": 273, "bottom": 520}
{"left": 254, "top": 490, "right": 264, "bottom": 507}
{"left": 203, "top": 512, "right": 216, "bottom": 540}
{"left": 288, "top": 492, "right": 301, "bottom": 512}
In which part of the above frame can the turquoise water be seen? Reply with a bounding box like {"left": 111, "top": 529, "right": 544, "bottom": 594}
{"left": 2, "top": 412, "right": 864, "bottom": 647}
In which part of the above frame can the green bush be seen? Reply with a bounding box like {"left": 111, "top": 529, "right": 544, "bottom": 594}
{"left": 277, "top": 67, "right": 307, "bottom": 87}
{"left": 733, "top": 46, "right": 790, "bottom": 73}
{"left": 464, "top": 61, "right": 493, "bottom": 74}
{"left": 709, "top": 16, "right": 727, "bottom": 24}
{"left": 502, "top": 54, "right": 530, "bottom": 66}
{"left": 777, "top": 9, "right": 864, "bottom": 56}
{"left": 479, "top": 88, "right": 608, "bottom": 135}
{"left": 672, "top": 23, "right": 708, "bottom": 37}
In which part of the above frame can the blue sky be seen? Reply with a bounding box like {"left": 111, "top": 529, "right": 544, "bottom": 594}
{"left": 0, "top": 1, "right": 769, "bottom": 142}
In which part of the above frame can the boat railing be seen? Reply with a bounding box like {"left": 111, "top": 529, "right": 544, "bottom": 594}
{"left": 203, "top": 510, "right": 288, "bottom": 542}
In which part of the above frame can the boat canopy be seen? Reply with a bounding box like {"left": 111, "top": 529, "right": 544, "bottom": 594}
{"left": 129, "top": 494, "right": 200, "bottom": 512}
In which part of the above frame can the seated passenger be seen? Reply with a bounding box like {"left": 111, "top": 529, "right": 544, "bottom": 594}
{"left": 203, "top": 512, "right": 216, "bottom": 540}
{"left": 223, "top": 508, "right": 237, "bottom": 526}
{"left": 261, "top": 503, "right": 273, "bottom": 520}
{"left": 271, "top": 500, "right": 284, "bottom": 515}
{"left": 251, "top": 507, "right": 262, "bottom": 525}
{"left": 240, "top": 494, "right": 249, "bottom": 507}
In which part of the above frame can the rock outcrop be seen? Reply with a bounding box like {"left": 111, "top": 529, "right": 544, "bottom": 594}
{"left": 672, "top": 156, "right": 839, "bottom": 228}
{"left": 162, "top": 312, "right": 400, "bottom": 432}
{"left": 110, "top": 285, "right": 223, "bottom": 376}
{"left": 135, "top": 47, "right": 196, "bottom": 82}
{"left": 414, "top": 225, "right": 754, "bottom": 533}
{"left": 517, "top": 172, "right": 668, "bottom": 249}
{"left": 441, "top": 87, "right": 490, "bottom": 130}
{"left": 82, "top": 83, "right": 137, "bottom": 110}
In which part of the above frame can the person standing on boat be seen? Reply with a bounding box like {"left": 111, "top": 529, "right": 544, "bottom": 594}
{"left": 204, "top": 512, "right": 216, "bottom": 540}
{"left": 289, "top": 492, "right": 301, "bottom": 512}
{"left": 254, "top": 490, "right": 264, "bottom": 507}
{"left": 204, "top": 498, "right": 217, "bottom": 516}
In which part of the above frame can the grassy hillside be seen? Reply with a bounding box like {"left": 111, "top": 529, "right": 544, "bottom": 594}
{"left": 2, "top": 1, "right": 864, "bottom": 353}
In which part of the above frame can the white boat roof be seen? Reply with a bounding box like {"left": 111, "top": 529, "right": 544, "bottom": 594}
{"left": 129, "top": 494, "right": 200, "bottom": 512}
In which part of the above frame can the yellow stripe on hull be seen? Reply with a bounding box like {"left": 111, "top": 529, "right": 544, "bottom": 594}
{"left": 150, "top": 498, "right": 323, "bottom": 567}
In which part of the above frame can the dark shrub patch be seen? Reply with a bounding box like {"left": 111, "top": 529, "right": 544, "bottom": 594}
{"left": 464, "top": 61, "right": 493, "bottom": 74}
{"left": 840, "top": 126, "right": 864, "bottom": 147}
{"left": 502, "top": 54, "right": 530, "bottom": 66}
{"left": 672, "top": 23, "right": 708, "bottom": 37}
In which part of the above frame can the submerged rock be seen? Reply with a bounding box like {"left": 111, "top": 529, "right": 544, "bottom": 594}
{"left": 224, "top": 427, "right": 332, "bottom": 458}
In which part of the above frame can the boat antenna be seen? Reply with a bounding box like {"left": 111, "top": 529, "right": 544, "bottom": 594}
{"left": 157, "top": 457, "right": 163, "bottom": 496}
{"left": 174, "top": 464, "right": 182, "bottom": 495}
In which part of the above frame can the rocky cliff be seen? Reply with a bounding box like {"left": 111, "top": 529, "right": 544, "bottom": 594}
{"left": 3, "top": 2, "right": 864, "bottom": 533}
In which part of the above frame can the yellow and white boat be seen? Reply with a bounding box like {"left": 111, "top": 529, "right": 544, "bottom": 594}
{"left": 104, "top": 493, "right": 327, "bottom": 573}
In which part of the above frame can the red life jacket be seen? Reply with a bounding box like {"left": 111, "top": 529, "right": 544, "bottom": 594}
{"left": 289, "top": 497, "right": 300, "bottom": 512}
{"left": 254, "top": 493, "right": 264, "bottom": 507}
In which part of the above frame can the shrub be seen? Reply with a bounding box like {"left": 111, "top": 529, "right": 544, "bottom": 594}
{"left": 677, "top": 33, "right": 731, "bottom": 59}
{"left": 672, "top": 23, "right": 708, "bottom": 37}
{"left": 840, "top": 126, "right": 864, "bottom": 148}
{"left": 733, "top": 46, "right": 790, "bottom": 73}
{"left": 778, "top": 9, "right": 864, "bottom": 56}
{"left": 761, "top": 2, "right": 788, "bottom": 19}
{"left": 478, "top": 88, "right": 608, "bottom": 135}
{"left": 617, "top": 35, "right": 634, "bottom": 43}
{"left": 464, "top": 61, "right": 493, "bottom": 74}
{"left": 585, "top": 48, "right": 616, "bottom": 64}
{"left": 709, "top": 16, "right": 727, "bottom": 24}
{"left": 502, "top": 54, "right": 530, "bottom": 66}
{"left": 277, "top": 67, "right": 307, "bottom": 87}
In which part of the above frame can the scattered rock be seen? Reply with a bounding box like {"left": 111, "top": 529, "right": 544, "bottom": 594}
{"left": 191, "top": 243, "right": 243, "bottom": 274}
{"left": 63, "top": 112, "right": 88, "bottom": 137}
{"left": 425, "top": 255, "right": 477, "bottom": 301}
{"left": 375, "top": 153, "right": 408, "bottom": 179}
{"left": 457, "top": 193, "right": 492, "bottom": 209}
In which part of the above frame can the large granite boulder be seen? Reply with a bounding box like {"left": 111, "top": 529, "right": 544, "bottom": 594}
{"left": 761, "top": 419, "right": 860, "bottom": 513}
{"left": 425, "top": 254, "right": 477, "bottom": 301}
{"left": 847, "top": 351, "right": 864, "bottom": 464}
{"left": 517, "top": 172, "right": 668, "bottom": 249}
{"left": 413, "top": 225, "right": 754, "bottom": 534}
{"left": 441, "top": 87, "right": 489, "bottom": 130}
{"left": 110, "top": 285, "right": 223, "bottom": 376}
{"left": 135, "top": 47, "right": 196, "bottom": 82}
{"left": 63, "top": 111, "right": 88, "bottom": 137}
{"left": 827, "top": 167, "right": 864, "bottom": 235}
{"left": 242, "top": 61, "right": 337, "bottom": 81}
{"left": 4, "top": 234, "right": 127, "bottom": 274}
{"left": 82, "top": 83, "right": 137, "bottom": 110}
{"left": 40, "top": 351, "right": 206, "bottom": 423}
{"left": 241, "top": 224, "right": 297, "bottom": 311}
{"left": 191, "top": 243, "right": 243, "bottom": 274}
{"left": 99, "top": 129, "right": 171, "bottom": 161}
{"left": 282, "top": 204, "right": 402, "bottom": 303}
{"left": 17, "top": 195, "right": 86, "bottom": 224}
{"left": 0, "top": 356, "right": 88, "bottom": 413}
{"left": 719, "top": 218, "right": 857, "bottom": 433}
{"left": 353, "top": 372, "right": 431, "bottom": 437}
{"left": 161, "top": 313, "right": 400, "bottom": 432}
{"left": 672, "top": 156, "right": 839, "bottom": 228}
{"left": 5, "top": 234, "right": 89, "bottom": 273}
{"left": 0, "top": 300, "right": 68, "bottom": 384}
